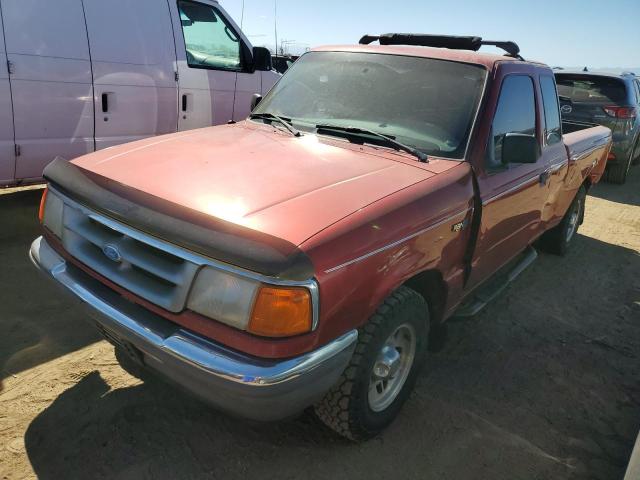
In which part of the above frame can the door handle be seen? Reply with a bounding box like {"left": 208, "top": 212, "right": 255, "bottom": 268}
{"left": 182, "top": 94, "right": 187, "bottom": 112}
{"left": 101, "top": 93, "right": 109, "bottom": 113}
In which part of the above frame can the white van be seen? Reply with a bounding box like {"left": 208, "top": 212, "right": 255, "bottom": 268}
{"left": 0, "top": 0, "right": 279, "bottom": 187}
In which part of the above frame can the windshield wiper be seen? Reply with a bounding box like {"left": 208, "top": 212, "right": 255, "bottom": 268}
{"left": 315, "top": 124, "right": 428, "bottom": 162}
{"left": 249, "top": 112, "right": 300, "bottom": 137}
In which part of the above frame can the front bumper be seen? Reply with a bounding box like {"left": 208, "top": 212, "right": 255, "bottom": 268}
{"left": 30, "top": 236, "right": 357, "bottom": 421}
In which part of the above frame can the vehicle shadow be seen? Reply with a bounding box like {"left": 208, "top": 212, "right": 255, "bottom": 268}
{"left": 23, "top": 234, "right": 640, "bottom": 479}
{"left": 588, "top": 166, "right": 640, "bottom": 207}
{"left": 0, "top": 189, "right": 101, "bottom": 390}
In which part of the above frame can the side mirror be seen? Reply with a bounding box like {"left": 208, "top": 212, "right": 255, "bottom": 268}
{"left": 250, "top": 93, "right": 262, "bottom": 111}
{"left": 502, "top": 133, "right": 539, "bottom": 165}
{"left": 251, "top": 46, "right": 272, "bottom": 72}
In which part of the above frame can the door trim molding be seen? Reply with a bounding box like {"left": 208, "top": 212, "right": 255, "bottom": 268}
{"left": 482, "top": 175, "right": 539, "bottom": 206}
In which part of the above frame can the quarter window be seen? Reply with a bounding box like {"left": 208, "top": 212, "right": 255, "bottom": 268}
{"left": 486, "top": 75, "right": 537, "bottom": 168}
{"left": 178, "top": 1, "right": 241, "bottom": 71}
{"left": 540, "top": 76, "right": 562, "bottom": 145}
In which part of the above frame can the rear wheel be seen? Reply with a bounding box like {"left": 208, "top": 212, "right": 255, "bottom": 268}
{"left": 606, "top": 151, "right": 632, "bottom": 184}
{"left": 631, "top": 138, "right": 640, "bottom": 166}
{"left": 538, "top": 186, "right": 586, "bottom": 256}
{"left": 314, "top": 286, "right": 429, "bottom": 441}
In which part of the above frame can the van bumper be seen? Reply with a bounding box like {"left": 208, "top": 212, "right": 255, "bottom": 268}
{"left": 29, "top": 236, "right": 357, "bottom": 421}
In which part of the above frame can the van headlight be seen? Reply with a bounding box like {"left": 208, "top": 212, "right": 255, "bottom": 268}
{"left": 39, "top": 187, "right": 64, "bottom": 238}
{"left": 187, "top": 267, "right": 315, "bottom": 337}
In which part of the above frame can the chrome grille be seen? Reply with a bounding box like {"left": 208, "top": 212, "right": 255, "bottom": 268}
{"left": 61, "top": 201, "right": 200, "bottom": 312}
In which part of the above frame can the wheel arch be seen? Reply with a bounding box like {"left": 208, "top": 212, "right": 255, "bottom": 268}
{"left": 402, "top": 269, "right": 448, "bottom": 325}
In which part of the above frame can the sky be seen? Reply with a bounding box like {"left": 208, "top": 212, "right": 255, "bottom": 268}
{"left": 221, "top": 0, "right": 640, "bottom": 70}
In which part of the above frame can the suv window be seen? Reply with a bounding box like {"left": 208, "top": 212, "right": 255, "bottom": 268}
{"left": 556, "top": 75, "right": 626, "bottom": 104}
{"left": 178, "top": 1, "right": 241, "bottom": 71}
{"left": 486, "top": 75, "right": 537, "bottom": 168}
{"left": 633, "top": 80, "right": 640, "bottom": 104}
{"left": 540, "top": 76, "right": 562, "bottom": 145}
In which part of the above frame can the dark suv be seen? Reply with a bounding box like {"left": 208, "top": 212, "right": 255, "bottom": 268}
{"left": 555, "top": 72, "right": 640, "bottom": 184}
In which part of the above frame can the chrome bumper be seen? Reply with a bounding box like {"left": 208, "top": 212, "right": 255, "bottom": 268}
{"left": 30, "top": 236, "right": 357, "bottom": 421}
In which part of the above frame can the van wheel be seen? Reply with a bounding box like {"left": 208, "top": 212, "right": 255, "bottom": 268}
{"left": 538, "top": 185, "right": 586, "bottom": 256}
{"left": 314, "top": 286, "right": 429, "bottom": 441}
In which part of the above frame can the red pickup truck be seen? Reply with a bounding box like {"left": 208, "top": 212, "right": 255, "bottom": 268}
{"left": 31, "top": 34, "right": 611, "bottom": 440}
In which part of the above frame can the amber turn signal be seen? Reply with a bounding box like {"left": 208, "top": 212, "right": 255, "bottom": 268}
{"left": 248, "top": 286, "right": 312, "bottom": 337}
{"left": 38, "top": 187, "right": 48, "bottom": 223}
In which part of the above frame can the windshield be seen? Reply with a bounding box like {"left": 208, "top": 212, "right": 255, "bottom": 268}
{"left": 254, "top": 51, "right": 487, "bottom": 159}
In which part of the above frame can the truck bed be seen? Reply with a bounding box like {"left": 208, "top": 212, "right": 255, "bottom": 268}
{"left": 562, "top": 120, "right": 599, "bottom": 134}
{"left": 562, "top": 125, "right": 612, "bottom": 185}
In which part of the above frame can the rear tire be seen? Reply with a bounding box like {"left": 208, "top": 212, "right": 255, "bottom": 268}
{"left": 314, "top": 286, "right": 429, "bottom": 441}
{"left": 606, "top": 153, "right": 632, "bottom": 184}
{"left": 538, "top": 185, "right": 586, "bottom": 256}
{"left": 631, "top": 138, "right": 640, "bottom": 166}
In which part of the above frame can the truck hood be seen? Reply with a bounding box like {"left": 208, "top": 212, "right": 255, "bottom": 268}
{"left": 72, "top": 123, "right": 439, "bottom": 246}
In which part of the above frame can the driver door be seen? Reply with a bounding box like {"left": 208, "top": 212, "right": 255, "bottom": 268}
{"left": 468, "top": 73, "right": 549, "bottom": 289}
{"left": 168, "top": 0, "right": 242, "bottom": 130}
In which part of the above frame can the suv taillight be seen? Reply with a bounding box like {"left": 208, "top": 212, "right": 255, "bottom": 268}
{"left": 603, "top": 106, "right": 637, "bottom": 118}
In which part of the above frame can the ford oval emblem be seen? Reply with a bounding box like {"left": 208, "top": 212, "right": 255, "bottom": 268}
{"left": 561, "top": 104, "right": 572, "bottom": 114}
{"left": 102, "top": 244, "right": 122, "bottom": 263}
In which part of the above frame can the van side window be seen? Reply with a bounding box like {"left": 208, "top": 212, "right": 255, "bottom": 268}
{"left": 540, "top": 76, "right": 562, "bottom": 145}
{"left": 178, "top": 1, "right": 241, "bottom": 71}
{"left": 486, "top": 75, "right": 536, "bottom": 169}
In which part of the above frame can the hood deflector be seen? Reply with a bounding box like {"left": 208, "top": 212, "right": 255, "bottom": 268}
{"left": 43, "top": 157, "right": 315, "bottom": 281}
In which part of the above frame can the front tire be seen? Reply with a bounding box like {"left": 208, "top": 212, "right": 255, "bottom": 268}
{"left": 538, "top": 185, "right": 586, "bottom": 256}
{"left": 114, "top": 345, "right": 153, "bottom": 382}
{"left": 314, "top": 286, "right": 429, "bottom": 441}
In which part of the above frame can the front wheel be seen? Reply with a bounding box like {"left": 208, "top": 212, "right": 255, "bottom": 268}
{"left": 538, "top": 185, "right": 586, "bottom": 256}
{"left": 314, "top": 286, "right": 429, "bottom": 441}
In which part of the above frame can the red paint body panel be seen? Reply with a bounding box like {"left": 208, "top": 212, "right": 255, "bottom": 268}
{"left": 49, "top": 45, "right": 612, "bottom": 359}
{"left": 304, "top": 163, "right": 474, "bottom": 337}
{"left": 73, "top": 122, "right": 436, "bottom": 246}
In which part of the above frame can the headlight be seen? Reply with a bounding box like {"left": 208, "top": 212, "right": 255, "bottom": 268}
{"left": 187, "top": 267, "right": 260, "bottom": 330}
{"left": 39, "top": 187, "right": 64, "bottom": 238}
{"left": 187, "top": 267, "right": 315, "bottom": 337}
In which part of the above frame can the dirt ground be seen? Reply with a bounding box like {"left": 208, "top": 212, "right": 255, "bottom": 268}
{"left": 0, "top": 169, "right": 639, "bottom": 480}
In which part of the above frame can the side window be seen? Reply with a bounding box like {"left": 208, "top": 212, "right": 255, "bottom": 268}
{"left": 540, "top": 76, "right": 562, "bottom": 145}
{"left": 178, "top": 1, "right": 241, "bottom": 71}
{"left": 486, "top": 75, "right": 537, "bottom": 169}
{"left": 634, "top": 80, "right": 640, "bottom": 104}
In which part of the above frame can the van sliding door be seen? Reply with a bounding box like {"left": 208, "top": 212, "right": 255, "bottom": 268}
{"left": 0, "top": 3, "right": 15, "bottom": 184}
{"left": 83, "top": 0, "right": 179, "bottom": 150}
{"left": 1, "top": 0, "right": 94, "bottom": 182}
